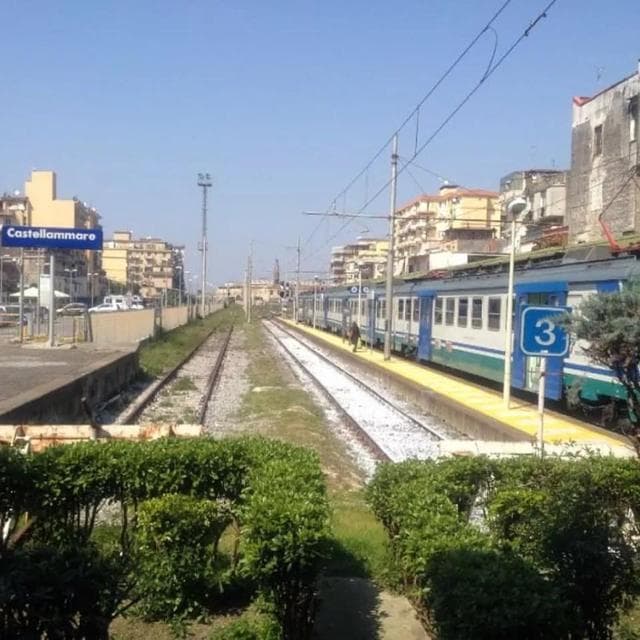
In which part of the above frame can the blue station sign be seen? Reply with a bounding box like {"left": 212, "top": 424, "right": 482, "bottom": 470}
{"left": 0, "top": 225, "right": 103, "bottom": 250}
{"left": 520, "top": 305, "right": 571, "bottom": 357}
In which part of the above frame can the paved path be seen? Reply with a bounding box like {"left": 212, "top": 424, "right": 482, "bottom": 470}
{"left": 313, "top": 577, "right": 429, "bottom": 640}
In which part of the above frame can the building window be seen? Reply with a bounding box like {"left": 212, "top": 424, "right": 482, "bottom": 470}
{"left": 472, "top": 297, "right": 483, "bottom": 329}
{"left": 434, "top": 298, "right": 443, "bottom": 324}
{"left": 458, "top": 297, "right": 468, "bottom": 327}
{"left": 412, "top": 297, "right": 419, "bottom": 322}
{"left": 445, "top": 298, "right": 455, "bottom": 326}
{"left": 405, "top": 298, "right": 412, "bottom": 321}
{"left": 630, "top": 96, "right": 639, "bottom": 143}
{"left": 594, "top": 124, "right": 603, "bottom": 156}
{"left": 488, "top": 297, "right": 501, "bottom": 331}
{"left": 398, "top": 299, "right": 404, "bottom": 320}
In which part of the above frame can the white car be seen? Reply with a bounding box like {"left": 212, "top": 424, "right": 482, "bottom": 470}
{"left": 89, "top": 302, "right": 120, "bottom": 313}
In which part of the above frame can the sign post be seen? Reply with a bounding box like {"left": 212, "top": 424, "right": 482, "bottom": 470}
{"left": 1, "top": 225, "right": 103, "bottom": 347}
{"left": 520, "top": 305, "right": 570, "bottom": 457}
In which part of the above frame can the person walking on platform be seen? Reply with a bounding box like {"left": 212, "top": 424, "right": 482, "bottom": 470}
{"left": 350, "top": 321, "right": 360, "bottom": 353}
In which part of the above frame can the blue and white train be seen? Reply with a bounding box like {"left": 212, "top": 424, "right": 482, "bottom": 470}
{"left": 298, "top": 252, "right": 640, "bottom": 405}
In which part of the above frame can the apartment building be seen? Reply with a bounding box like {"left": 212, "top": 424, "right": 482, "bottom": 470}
{"left": 499, "top": 169, "right": 568, "bottom": 252}
{"left": 102, "top": 231, "right": 183, "bottom": 301}
{"left": 330, "top": 237, "right": 389, "bottom": 285}
{"left": 566, "top": 63, "right": 640, "bottom": 244}
{"left": 6, "top": 170, "right": 105, "bottom": 301}
{"left": 394, "top": 186, "right": 500, "bottom": 275}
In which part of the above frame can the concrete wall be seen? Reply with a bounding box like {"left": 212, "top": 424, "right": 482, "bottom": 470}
{"left": 90, "top": 309, "right": 156, "bottom": 345}
{"left": 161, "top": 306, "right": 189, "bottom": 331}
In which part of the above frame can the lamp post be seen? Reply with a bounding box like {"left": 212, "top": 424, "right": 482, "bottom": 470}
{"left": 502, "top": 197, "right": 528, "bottom": 408}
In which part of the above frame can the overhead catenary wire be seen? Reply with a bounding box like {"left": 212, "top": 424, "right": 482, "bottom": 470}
{"left": 302, "top": 0, "right": 516, "bottom": 251}
{"left": 303, "top": 0, "right": 560, "bottom": 265}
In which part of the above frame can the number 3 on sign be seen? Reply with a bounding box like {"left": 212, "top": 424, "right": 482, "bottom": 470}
{"left": 534, "top": 318, "right": 556, "bottom": 347}
{"left": 520, "top": 306, "right": 570, "bottom": 357}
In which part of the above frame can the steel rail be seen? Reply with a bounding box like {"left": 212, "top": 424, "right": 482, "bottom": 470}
{"left": 263, "top": 321, "right": 391, "bottom": 462}
{"left": 199, "top": 326, "right": 234, "bottom": 424}
{"left": 269, "top": 319, "right": 446, "bottom": 442}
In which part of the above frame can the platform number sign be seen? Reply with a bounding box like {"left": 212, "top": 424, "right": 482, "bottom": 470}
{"left": 520, "top": 306, "right": 570, "bottom": 357}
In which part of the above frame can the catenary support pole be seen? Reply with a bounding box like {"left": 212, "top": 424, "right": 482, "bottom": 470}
{"left": 383, "top": 134, "right": 399, "bottom": 361}
{"left": 48, "top": 253, "right": 55, "bottom": 347}
{"left": 197, "top": 173, "right": 212, "bottom": 318}
{"left": 295, "top": 236, "right": 301, "bottom": 322}
{"left": 503, "top": 216, "right": 516, "bottom": 407}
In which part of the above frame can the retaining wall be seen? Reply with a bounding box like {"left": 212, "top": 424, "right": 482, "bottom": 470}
{"left": 90, "top": 309, "right": 156, "bottom": 345}
{"left": 0, "top": 350, "right": 139, "bottom": 424}
{"left": 160, "top": 306, "right": 189, "bottom": 331}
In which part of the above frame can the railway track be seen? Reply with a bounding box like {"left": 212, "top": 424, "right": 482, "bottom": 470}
{"left": 115, "top": 326, "right": 234, "bottom": 425}
{"left": 264, "top": 320, "right": 444, "bottom": 463}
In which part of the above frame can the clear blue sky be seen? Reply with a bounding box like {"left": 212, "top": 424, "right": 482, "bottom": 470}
{"left": 2, "top": 1, "right": 639, "bottom": 284}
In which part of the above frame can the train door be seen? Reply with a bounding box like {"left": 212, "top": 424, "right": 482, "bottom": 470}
{"left": 512, "top": 282, "right": 567, "bottom": 400}
{"left": 417, "top": 292, "right": 435, "bottom": 362}
{"left": 341, "top": 298, "right": 351, "bottom": 338}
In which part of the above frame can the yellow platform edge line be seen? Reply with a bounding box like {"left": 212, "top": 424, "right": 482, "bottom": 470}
{"left": 281, "top": 319, "right": 630, "bottom": 450}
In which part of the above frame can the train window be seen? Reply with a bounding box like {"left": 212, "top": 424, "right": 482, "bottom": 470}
{"left": 412, "top": 297, "right": 419, "bottom": 322}
{"left": 405, "top": 299, "right": 412, "bottom": 321}
{"left": 458, "top": 297, "right": 468, "bottom": 327}
{"left": 472, "top": 297, "right": 483, "bottom": 329}
{"left": 488, "top": 297, "right": 501, "bottom": 330}
{"left": 445, "top": 298, "right": 455, "bottom": 325}
{"left": 434, "top": 298, "right": 443, "bottom": 324}
{"left": 398, "top": 299, "right": 404, "bottom": 320}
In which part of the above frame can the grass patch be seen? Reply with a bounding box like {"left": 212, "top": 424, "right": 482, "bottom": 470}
{"left": 173, "top": 376, "right": 197, "bottom": 392}
{"left": 326, "top": 490, "right": 389, "bottom": 584}
{"left": 236, "top": 321, "right": 365, "bottom": 492}
{"left": 139, "top": 306, "right": 242, "bottom": 378}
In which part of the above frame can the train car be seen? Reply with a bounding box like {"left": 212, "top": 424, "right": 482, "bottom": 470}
{"left": 298, "top": 253, "right": 640, "bottom": 407}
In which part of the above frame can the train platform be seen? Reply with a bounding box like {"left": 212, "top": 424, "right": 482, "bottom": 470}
{"left": 282, "top": 320, "right": 634, "bottom": 456}
{"left": 0, "top": 342, "right": 138, "bottom": 423}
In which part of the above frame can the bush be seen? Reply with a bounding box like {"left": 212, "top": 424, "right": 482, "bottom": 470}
{"left": 0, "top": 544, "right": 132, "bottom": 640}
{"left": 209, "top": 612, "right": 281, "bottom": 640}
{"left": 368, "top": 455, "right": 640, "bottom": 640}
{"left": 0, "top": 437, "right": 330, "bottom": 637}
{"left": 243, "top": 453, "right": 330, "bottom": 640}
{"left": 135, "top": 494, "right": 231, "bottom": 622}
{"left": 0, "top": 447, "right": 32, "bottom": 554}
{"left": 426, "top": 546, "right": 567, "bottom": 640}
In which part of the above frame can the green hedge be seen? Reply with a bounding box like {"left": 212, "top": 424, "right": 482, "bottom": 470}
{"left": 0, "top": 436, "right": 329, "bottom": 639}
{"left": 368, "top": 456, "right": 640, "bottom": 640}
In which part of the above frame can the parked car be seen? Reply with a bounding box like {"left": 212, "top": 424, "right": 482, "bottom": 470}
{"left": 103, "top": 295, "right": 129, "bottom": 310}
{"left": 57, "top": 303, "right": 88, "bottom": 316}
{"left": 89, "top": 302, "right": 120, "bottom": 313}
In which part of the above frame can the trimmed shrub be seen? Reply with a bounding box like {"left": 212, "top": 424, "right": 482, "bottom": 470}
{"left": 243, "top": 452, "right": 330, "bottom": 640}
{"left": 135, "top": 493, "right": 231, "bottom": 622}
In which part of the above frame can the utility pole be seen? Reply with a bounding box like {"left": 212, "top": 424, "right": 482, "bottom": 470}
{"left": 295, "top": 236, "right": 301, "bottom": 322}
{"left": 247, "top": 241, "right": 253, "bottom": 323}
{"left": 197, "top": 173, "right": 212, "bottom": 319}
{"left": 383, "top": 134, "right": 399, "bottom": 361}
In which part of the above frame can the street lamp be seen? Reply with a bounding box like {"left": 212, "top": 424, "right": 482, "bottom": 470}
{"left": 64, "top": 268, "right": 78, "bottom": 303}
{"left": 503, "top": 196, "right": 528, "bottom": 408}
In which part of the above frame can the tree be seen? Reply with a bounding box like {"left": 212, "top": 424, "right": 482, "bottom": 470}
{"left": 562, "top": 281, "right": 640, "bottom": 454}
